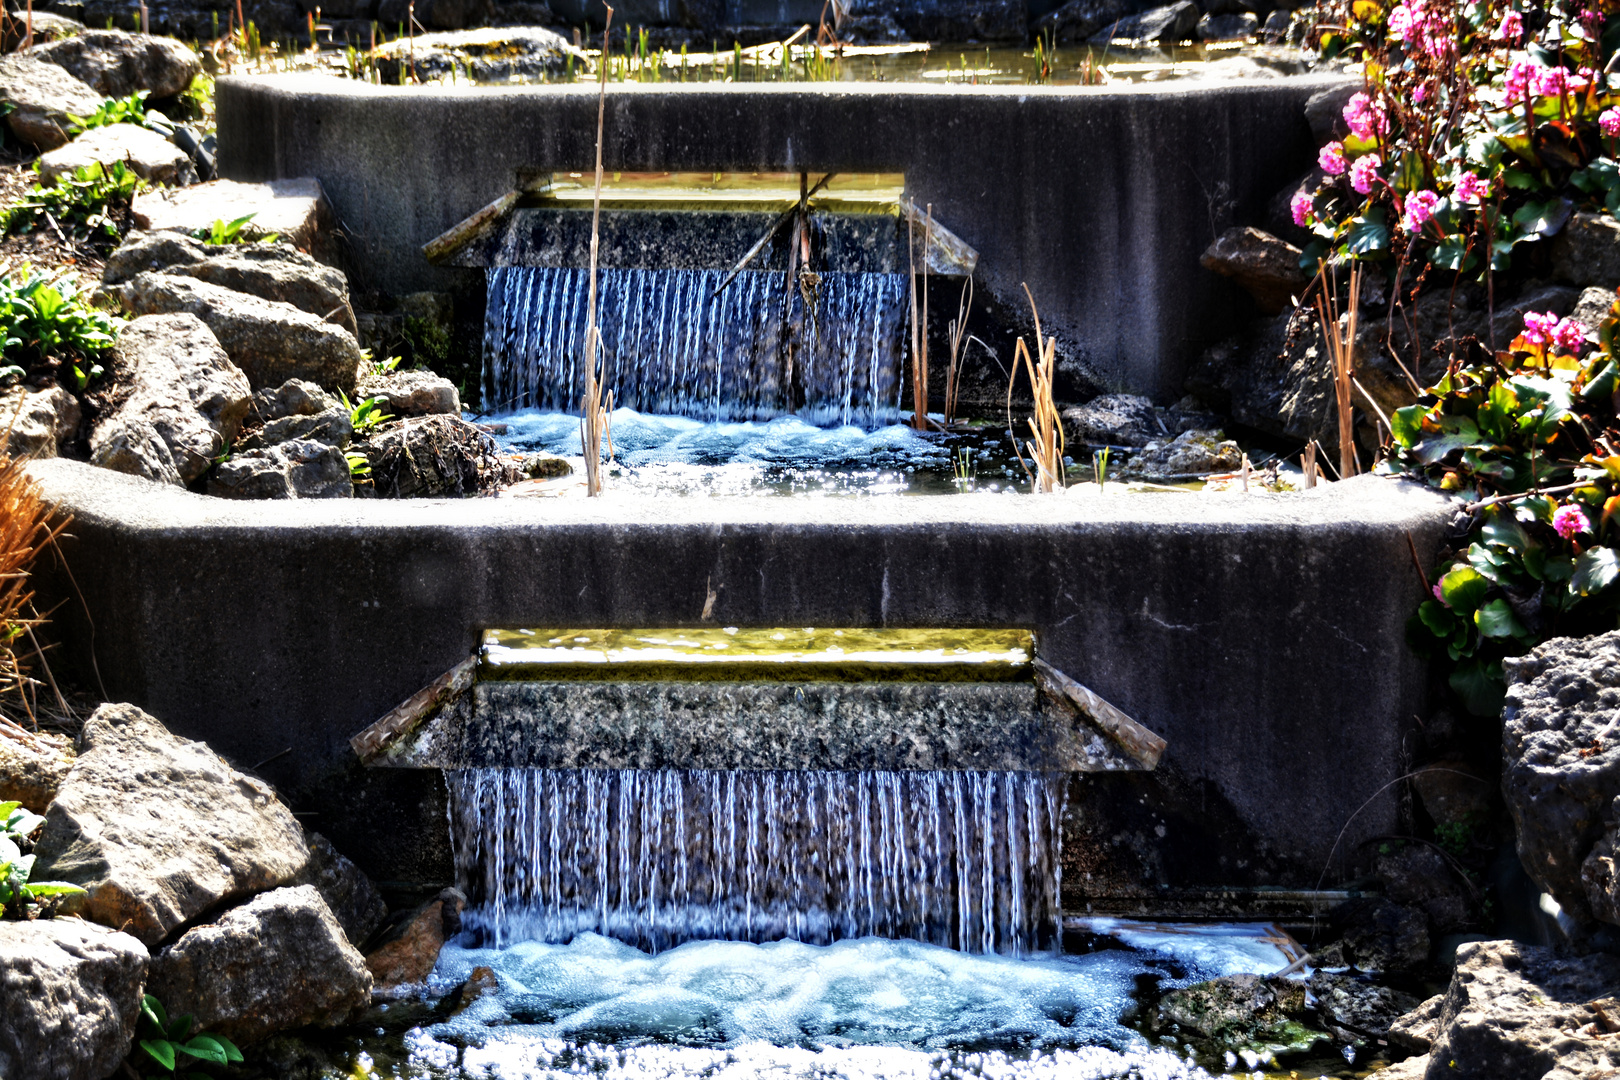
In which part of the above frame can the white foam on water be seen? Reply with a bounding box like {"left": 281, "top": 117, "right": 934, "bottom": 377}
{"left": 1074, "top": 919, "right": 1302, "bottom": 978}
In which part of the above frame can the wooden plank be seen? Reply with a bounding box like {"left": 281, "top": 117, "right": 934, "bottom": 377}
{"left": 899, "top": 197, "right": 979, "bottom": 276}
{"left": 422, "top": 190, "right": 520, "bottom": 265}
{"left": 351, "top": 655, "right": 477, "bottom": 762}
{"left": 1033, "top": 657, "right": 1166, "bottom": 769}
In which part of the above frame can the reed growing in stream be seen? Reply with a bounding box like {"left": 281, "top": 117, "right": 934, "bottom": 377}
{"left": 1008, "top": 286, "right": 1064, "bottom": 493}
{"left": 0, "top": 436, "right": 67, "bottom": 724}
{"left": 580, "top": 3, "right": 615, "bottom": 496}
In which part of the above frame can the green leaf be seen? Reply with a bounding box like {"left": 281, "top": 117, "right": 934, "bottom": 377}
{"left": 1346, "top": 208, "right": 1391, "bottom": 256}
{"left": 23, "top": 880, "right": 86, "bottom": 896}
{"left": 179, "top": 1035, "right": 228, "bottom": 1064}
{"left": 1440, "top": 566, "right": 1492, "bottom": 613}
{"left": 1573, "top": 546, "right": 1620, "bottom": 596}
{"left": 1475, "top": 598, "right": 1527, "bottom": 638}
{"left": 141, "top": 994, "right": 168, "bottom": 1032}
{"left": 1482, "top": 515, "right": 1531, "bottom": 551}
{"left": 1418, "top": 599, "right": 1458, "bottom": 637}
{"left": 1450, "top": 659, "right": 1507, "bottom": 717}
{"left": 216, "top": 1034, "right": 243, "bottom": 1063}
{"left": 140, "top": 1039, "right": 177, "bottom": 1071}
{"left": 1392, "top": 405, "right": 1425, "bottom": 448}
{"left": 0, "top": 801, "right": 19, "bottom": 817}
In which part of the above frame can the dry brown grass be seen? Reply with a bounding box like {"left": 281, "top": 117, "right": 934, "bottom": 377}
{"left": 0, "top": 442, "right": 68, "bottom": 727}
{"left": 1314, "top": 261, "right": 1362, "bottom": 480}
{"left": 1007, "top": 285, "right": 1065, "bottom": 493}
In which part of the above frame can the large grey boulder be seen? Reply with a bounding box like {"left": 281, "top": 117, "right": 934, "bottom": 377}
{"left": 1031, "top": 0, "right": 1127, "bottom": 42}
{"left": 89, "top": 313, "right": 251, "bottom": 486}
{"left": 1153, "top": 973, "right": 1308, "bottom": 1042}
{"left": 1060, "top": 393, "right": 1164, "bottom": 448}
{"left": 369, "top": 26, "right": 577, "bottom": 83}
{"left": 1501, "top": 630, "right": 1620, "bottom": 926}
{"left": 355, "top": 368, "right": 461, "bottom": 417}
{"left": 38, "top": 123, "right": 194, "bottom": 186}
{"left": 1424, "top": 940, "right": 1620, "bottom": 1079}
{"left": 250, "top": 378, "right": 339, "bottom": 422}
{"left": 1570, "top": 285, "right": 1616, "bottom": 335}
{"left": 1198, "top": 11, "right": 1259, "bottom": 39}
{"left": 3, "top": 385, "right": 80, "bottom": 459}
{"left": 236, "top": 407, "right": 352, "bottom": 452}
{"left": 105, "top": 232, "right": 358, "bottom": 335}
{"left": 296, "top": 833, "right": 387, "bottom": 947}
{"left": 147, "top": 885, "right": 372, "bottom": 1044}
{"left": 1200, "top": 227, "right": 1308, "bottom": 315}
{"left": 0, "top": 722, "right": 73, "bottom": 813}
{"left": 1121, "top": 429, "right": 1243, "bottom": 479}
{"left": 132, "top": 178, "right": 334, "bottom": 257}
{"left": 0, "top": 918, "right": 149, "bottom": 1080}
{"left": 32, "top": 29, "right": 200, "bottom": 98}
{"left": 208, "top": 438, "right": 353, "bottom": 500}
{"left": 117, "top": 272, "right": 362, "bottom": 395}
{"left": 1551, "top": 211, "right": 1620, "bottom": 288}
{"left": 357, "top": 414, "right": 507, "bottom": 498}
{"left": 31, "top": 703, "right": 311, "bottom": 948}
{"left": 1091, "top": 0, "right": 1198, "bottom": 43}
{"left": 0, "top": 52, "right": 102, "bottom": 150}
{"left": 364, "top": 886, "right": 465, "bottom": 989}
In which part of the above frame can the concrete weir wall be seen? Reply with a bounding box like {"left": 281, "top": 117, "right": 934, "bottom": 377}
{"left": 216, "top": 74, "right": 1342, "bottom": 400}
{"left": 28, "top": 459, "right": 1454, "bottom": 905}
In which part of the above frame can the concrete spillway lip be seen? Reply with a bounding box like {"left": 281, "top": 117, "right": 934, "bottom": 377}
{"left": 25, "top": 458, "right": 1456, "bottom": 878}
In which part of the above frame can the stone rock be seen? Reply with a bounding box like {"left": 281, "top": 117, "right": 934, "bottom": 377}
{"left": 1377, "top": 843, "right": 1472, "bottom": 934}
{"left": 3, "top": 385, "right": 80, "bottom": 459}
{"left": 364, "top": 886, "right": 465, "bottom": 989}
{"left": 147, "top": 884, "right": 372, "bottom": 1044}
{"left": 1201, "top": 227, "right": 1308, "bottom": 315}
{"left": 1425, "top": 940, "right": 1620, "bottom": 1079}
{"left": 371, "top": 26, "right": 580, "bottom": 83}
{"left": 87, "top": 418, "right": 180, "bottom": 486}
{"left": 1329, "top": 896, "right": 1430, "bottom": 973}
{"left": 1570, "top": 285, "right": 1616, "bottom": 336}
{"left": 1258, "top": 7, "right": 1292, "bottom": 42}
{"left": 1032, "top": 0, "right": 1127, "bottom": 42}
{"left": 1584, "top": 811, "right": 1620, "bottom": 929}
{"left": 356, "top": 368, "right": 460, "bottom": 417}
{"left": 132, "top": 177, "right": 334, "bottom": 257}
{"left": 296, "top": 833, "right": 386, "bottom": 947}
{"left": 90, "top": 313, "right": 251, "bottom": 486}
{"left": 169, "top": 122, "right": 214, "bottom": 182}
{"left": 0, "top": 723, "right": 73, "bottom": 813}
{"left": 1197, "top": 10, "right": 1257, "bottom": 38}
{"left": 1490, "top": 282, "right": 1579, "bottom": 348}
{"left": 3, "top": 11, "right": 88, "bottom": 48}
{"left": 0, "top": 52, "right": 103, "bottom": 150}
{"left": 104, "top": 232, "right": 357, "bottom": 335}
{"left": 521, "top": 452, "right": 572, "bottom": 479}
{"left": 1411, "top": 757, "right": 1492, "bottom": 831}
{"left": 1378, "top": 1056, "right": 1431, "bottom": 1080}
{"left": 357, "top": 413, "right": 509, "bottom": 498}
{"left": 1153, "top": 973, "right": 1313, "bottom": 1046}
{"left": 1551, "top": 211, "right": 1620, "bottom": 288}
{"left": 1501, "top": 630, "right": 1620, "bottom": 926}
{"left": 237, "top": 406, "right": 352, "bottom": 451}
{"left": 251, "top": 378, "right": 339, "bottom": 422}
{"left": 1389, "top": 992, "right": 1444, "bottom": 1052}
{"left": 1091, "top": 0, "right": 1198, "bottom": 42}
{"left": 38, "top": 122, "right": 194, "bottom": 186}
{"left": 33, "top": 29, "right": 199, "bottom": 97}
{"left": 1061, "top": 393, "right": 1165, "bottom": 447}
{"left": 1121, "top": 429, "right": 1242, "bottom": 479}
{"left": 208, "top": 438, "right": 353, "bottom": 500}
{"left": 0, "top": 918, "right": 149, "bottom": 1080}
{"left": 1304, "top": 82, "right": 1358, "bottom": 144}
{"left": 30, "top": 702, "right": 310, "bottom": 948}
{"left": 446, "top": 964, "right": 499, "bottom": 1015}
{"left": 118, "top": 273, "right": 362, "bottom": 395}
{"left": 1306, "top": 970, "right": 1422, "bottom": 1044}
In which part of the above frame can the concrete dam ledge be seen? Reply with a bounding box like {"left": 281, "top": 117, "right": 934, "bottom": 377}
{"left": 27, "top": 458, "right": 1455, "bottom": 896}
{"left": 215, "top": 72, "right": 1353, "bottom": 400}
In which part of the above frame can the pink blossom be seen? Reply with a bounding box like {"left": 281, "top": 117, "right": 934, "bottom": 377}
{"left": 1505, "top": 57, "right": 1537, "bottom": 101}
{"left": 1350, "top": 153, "right": 1382, "bottom": 195}
{"left": 1553, "top": 316, "right": 1589, "bottom": 353}
{"left": 1413, "top": 82, "right": 1430, "bottom": 103}
{"left": 1602, "top": 107, "right": 1620, "bottom": 137}
{"left": 1433, "top": 582, "right": 1448, "bottom": 605}
{"left": 1535, "top": 66, "right": 1571, "bottom": 97}
{"left": 1387, "top": 0, "right": 1453, "bottom": 56}
{"left": 1290, "top": 190, "right": 1314, "bottom": 227}
{"left": 1572, "top": 67, "right": 1598, "bottom": 92}
{"left": 1454, "top": 171, "right": 1491, "bottom": 203}
{"left": 1402, "top": 189, "right": 1441, "bottom": 233}
{"left": 1496, "top": 9, "right": 1524, "bottom": 42}
{"left": 1319, "top": 141, "right": 1348, "bottom": 175}
{"left": 1343, "top": 92, "right": 1388, "bottom": 139}
{"left": 1581, "top": 8, "right": 1604, "bottom": 37}
{"left": 1521, "top": 310, "right": 1560, "bottom": 347}
{"left": 1554, "top": 503, "right": 1590, "bottom": 540}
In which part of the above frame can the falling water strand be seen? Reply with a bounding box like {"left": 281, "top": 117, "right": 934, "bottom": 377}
{"left": 482, "top": 267, "right": 908, "bottom": 426}
{"left": 449, "top": 769, "right": 1066, "bottom": 956}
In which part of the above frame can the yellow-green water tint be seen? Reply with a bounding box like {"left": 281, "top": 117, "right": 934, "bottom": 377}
{"left": 479, "top": 626, "right": 1034, "bottom": 682}
{"left": 524, "top": 171, "right": 905, "bottom": 216}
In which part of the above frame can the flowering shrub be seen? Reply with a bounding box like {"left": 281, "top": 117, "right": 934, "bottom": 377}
{"left": 1301, "top": 0, "right": 1620, "bottom": 278}
{"left": 1388, "top": 297, "right": 1620, "bottom": 713}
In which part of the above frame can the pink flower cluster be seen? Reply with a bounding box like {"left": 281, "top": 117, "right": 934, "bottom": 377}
{"left": 1603, "top": 107, "right": 1620, "bottom": 137}
{"left": 1402, "top": 190, "right": 1441, "bottom": 233}
{"left": 1522, "top": 311, "right": 1589, "bottom": 352}
{"left": 1554, "top": 504, "right": 1590, "bottom": 540}
{"left": 1342, "top": 92, "right": 1389, "bottom": 139}
{"left": 1496, "top": 8, "right": 1524, "bottom": 42}
{"left": 1388, "top": 0, "right": 1453, "bottom": 56}
{"left": 1350, "top": 153, "right": 1382, "bottom": 195}
{"left": 1505, "top": 60, "right": 1593, "bottom": 103}
{"left": 1319, "top": 141, "right": 1347, "bottom": 175}
{"left": 1580, "top": 8, "right": 1605, "bottom": 38}
{"left": 1454, "top": 171, "right": 1491, "bottom": 203}
{"left": 1290, "top": 190, "right": 1314, "bottom": 227}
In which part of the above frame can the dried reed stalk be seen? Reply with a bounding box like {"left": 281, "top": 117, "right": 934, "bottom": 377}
{"left": 907, "top": 207, "right": 932, "bottom": 430}
{"left": 0, "top": 440, "right": 68, "bottom": 726}
{"left": 1314, "top": 261, "right": 1362, "bottom": 480}
{"left": 1007, "top": 284, "right": 1065, "bottom": 493}
{"left": 580, "top": 3, "right": 615, "bottom": 497}
{"left": 943, "top": 276, "right": 972, "bottom": 426}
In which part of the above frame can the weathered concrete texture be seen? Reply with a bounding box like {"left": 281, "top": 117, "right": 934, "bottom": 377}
{"left": 216, "top": 74, "right": 1345, "bottom": 399}
{"left": 387, "top": 679, "right": 1145, "bottom": 771}
{"left": 28, "top": 459, "right": 1450, "bottom": 896}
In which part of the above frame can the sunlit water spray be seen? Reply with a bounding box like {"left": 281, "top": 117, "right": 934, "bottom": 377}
{"left": 482, "top": 267, "right": 908, "bottom": 425}
{"left": 449, "top": 769, "right": 1066, "bottom": 956}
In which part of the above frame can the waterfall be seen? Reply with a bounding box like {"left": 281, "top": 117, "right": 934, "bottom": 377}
{"left": 481, "top": 267, "right": 909, "bottom": 427}
{"left": 449, "top": 769, "right": 1068, "bottom": 957}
